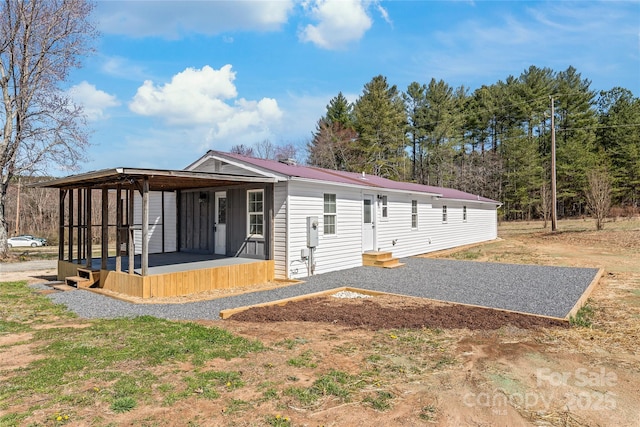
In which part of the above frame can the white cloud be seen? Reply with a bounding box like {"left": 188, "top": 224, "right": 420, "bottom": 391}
{"left": 101, "top": 56, "right": 149, "bottom": 81}
{"left": 376, "top": 3, "right": 392, "bottom": 26}
{"left": 129, "top": 64, "right": 283, "bottom": 144}
{"left": 96, "top": 1, "right": 294, "bottom": 38}
{"left": 67, "top": 81, "right": 120, "bottom": 121}
{"left": 299, "top": 0, "right": 373, "bottom": 50}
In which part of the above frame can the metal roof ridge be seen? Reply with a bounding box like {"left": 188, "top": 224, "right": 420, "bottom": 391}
{"left": 306, "top": 166, "right": 384, "bottom": 188}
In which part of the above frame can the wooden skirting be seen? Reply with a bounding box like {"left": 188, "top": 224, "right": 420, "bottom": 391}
{"left": 59, "top": 259, "right": 275, "bottom": 299}
{"left": 58, "top": 260, "right": 81, "bottom": 281}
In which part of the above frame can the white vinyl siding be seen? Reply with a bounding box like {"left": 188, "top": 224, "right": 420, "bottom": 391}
{"left": 286, "top": 181, "right": 363, "bottom": 279}
{"left": 273, "top": 181, "right": 288, "bottom": 279}
{"left": 133, "top": 191, "right": 177, "bottom": 255}
{"left": 375, "top": 195, "right": 497, "bottom": 259}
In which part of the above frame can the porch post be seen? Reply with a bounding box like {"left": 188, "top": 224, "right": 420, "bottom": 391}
{"left": 141, "top": 177, "right": 149, "bottom": 276}
{"left": 68, "top": 189, "right": 74, "bottom": 262}
{"left": 269, "top": 184, "right": 274, "bottom": 261}
{"left": 128, "top": 187, "right": 134, "bottom": 274}
{"left": 58, "top": 189, "right": 66, "bottom": 261}
{"left": 115, "top": 184, "right": 122, "bottom": 272}
{"left": 86, "top": 188, "right": 92, "bottom": 269}
{"left": 176, "top": 190, "right": 181, "bottom": 252}
{"left": 161, "top": 191, "right": 165, "bottom": 253}
{"left": 76, "top": 188, "right": 82, "bottom": 263}
{"left": 101, "top": 188, "right": 108, "bottom": 270}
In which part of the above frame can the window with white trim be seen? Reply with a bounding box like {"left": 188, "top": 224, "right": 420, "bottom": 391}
{"left": 411, "top": 200, "right": 418, "bottom": 229}
{"left": 442, "top": 205, "right": 448, "bottom": 223}
{"left": 381, "top": 195, "right": 388, "bottom": 219}
{"left": 463, "top": 206, "right": 467, "bottom": 222}
{"left": 247, "top": 190, "right": 264, "bottom": 236}
{"left": 324, "top": 193, "right": 336, "bottom": 235}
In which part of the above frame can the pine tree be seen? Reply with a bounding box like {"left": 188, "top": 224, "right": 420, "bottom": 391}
{"left": 554, "top": 66, "right": 598, "bottom": 216}
{"left": 326, "top": 92, "right": 353, "bottom": 128}
{"left": 596, "top": 88, "right": 640, "bottom": 206}
{"left": 403, "top": 82, "right": 427, "bottom": 181}
{"left": 422, "top": 78, "right": 465, "bottom": 187}
{"left": 353, "top": 76, "right": 408, "bottom": 179}
{"left": 307, "top": 93, "right": 359, "bottom": 170}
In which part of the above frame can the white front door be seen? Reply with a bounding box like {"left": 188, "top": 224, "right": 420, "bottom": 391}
{"left": 363, "top": 194, "right": 375, "bottom": 252}
{"left": 214, "top": 192, "right": 227, "bottom": 255}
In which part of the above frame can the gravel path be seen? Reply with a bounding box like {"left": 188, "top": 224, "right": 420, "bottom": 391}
{"left": 43, "top": 258, "right": 600, "bottom": 320}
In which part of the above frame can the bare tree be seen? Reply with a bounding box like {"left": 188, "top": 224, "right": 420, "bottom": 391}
{"left": 230, "top": 144, "right": 255, "bottom": 157}
{"left": 0, "top": 0, "right": 96, "bottom": 256}
{"left": 243, "top": 139, "right": 304, "bottom": 164}
{"left": 585, "top": 168, "right": 612, "bottom": 231}
{"left": 253, "top": 139, "right": 276, "bottom": 160}
{"left": 538, "top": 181, "right": 552, "bottom": 228}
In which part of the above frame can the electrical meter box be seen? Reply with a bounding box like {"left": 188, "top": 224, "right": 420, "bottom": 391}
{"left": 306, "top": 216, "right": 319, "bottom": 248}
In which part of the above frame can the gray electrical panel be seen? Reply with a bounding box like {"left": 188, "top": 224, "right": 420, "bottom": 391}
{"left": 306, "top": 216, "right": 319, "bottom": 248}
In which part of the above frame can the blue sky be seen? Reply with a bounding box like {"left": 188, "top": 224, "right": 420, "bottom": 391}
{"left": 65, "top": 0, "right": 640, "bottom": 174}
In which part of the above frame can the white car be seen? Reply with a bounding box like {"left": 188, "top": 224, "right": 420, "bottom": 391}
{"left": 7, "top": 236, "right": 44, "bottom": 248}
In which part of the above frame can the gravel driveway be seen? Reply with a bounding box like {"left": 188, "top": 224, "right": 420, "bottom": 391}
{"left": 41, "top": 258, "right": 600, "bottom": 320}
{"left": 1, "top": 259, "right": 57, "bottom": 272}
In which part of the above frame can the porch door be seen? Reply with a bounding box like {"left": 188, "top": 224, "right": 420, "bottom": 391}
{"left": 363, "top": 194, "right": 375, "bottom": 252}
{"left": 214, "top": 192, "right": 227, "bottom": 255}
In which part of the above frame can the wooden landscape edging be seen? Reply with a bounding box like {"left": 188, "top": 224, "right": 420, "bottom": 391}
{"left": 565, "top": 267, "right": 605, "bottom": 320}
{"left": 219, "top": 286, "right": 572, "bottom": 322}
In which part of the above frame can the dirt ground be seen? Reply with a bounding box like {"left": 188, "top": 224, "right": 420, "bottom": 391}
{"left": 229, "top": 294, "right": 569, "bottom": 330}
{"left": 2, "top": 218, "right": 640, "bottom": 426}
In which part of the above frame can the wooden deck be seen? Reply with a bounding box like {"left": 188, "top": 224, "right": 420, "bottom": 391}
{"left": 58, "top": 253, "right": 274, "bottom": 298}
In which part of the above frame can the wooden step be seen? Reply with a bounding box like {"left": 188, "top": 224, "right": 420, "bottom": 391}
{"left": 53, "top": 283, "right": 77, "bottom": 292}
{"left": 65, "top": 276, "right": 91, "bottom": 288}
{"left": 380, "top": 260, "right": 405, "bottom": 269}
{"left": 65, "top": 268, "right": 100, "bottom": 288}
{"left": 362, "top": 251, "right": 405, "bottom": 269}
{"left": 375, "top": 259, "right": 405, "bottom": 268}
{"left": 71, "top": 268, "right": 101, "bottom": 288}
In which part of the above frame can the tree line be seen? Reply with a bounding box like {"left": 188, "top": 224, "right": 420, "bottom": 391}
{"left": 307, "top": 65, "right": 640, "bottom": 221}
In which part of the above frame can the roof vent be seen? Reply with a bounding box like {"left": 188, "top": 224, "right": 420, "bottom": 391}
{"left": 278, "top": 157, "right": 297, "bottom": 166}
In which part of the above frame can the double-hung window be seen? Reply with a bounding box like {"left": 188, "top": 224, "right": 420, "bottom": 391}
{"left": 381, "top": 195, "right": 388, "bottom": 219}
{"left": 247, "top": 190, "right": 264, "bottom": 236}
{"left": 463, "top": 206, "right": 467, "bottom": 222}
{"left": 411, "top": 200, "right": 418, "bottom": 229}
{"left": 442, "top": 205, "right": 448, "bottom": 223}
{"left": 324, "top": 194, "right": 337, "bottom": 235}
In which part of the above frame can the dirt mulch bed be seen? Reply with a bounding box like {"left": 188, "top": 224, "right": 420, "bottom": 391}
{"left": 227, "top": 294, "right": 569, "bottom": 330}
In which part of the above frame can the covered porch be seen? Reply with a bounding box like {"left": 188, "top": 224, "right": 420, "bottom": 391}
{"left": 38, "top": 168, "right": 277, "bottom": 298}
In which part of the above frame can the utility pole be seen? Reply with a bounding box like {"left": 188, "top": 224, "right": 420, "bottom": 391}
{"left": 550, "top": 97, "right": 558, "bottom": 232}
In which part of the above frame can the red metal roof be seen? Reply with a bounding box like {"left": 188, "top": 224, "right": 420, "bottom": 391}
{"left": 210, "top": 151, "right": 499, "bottom": 204}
